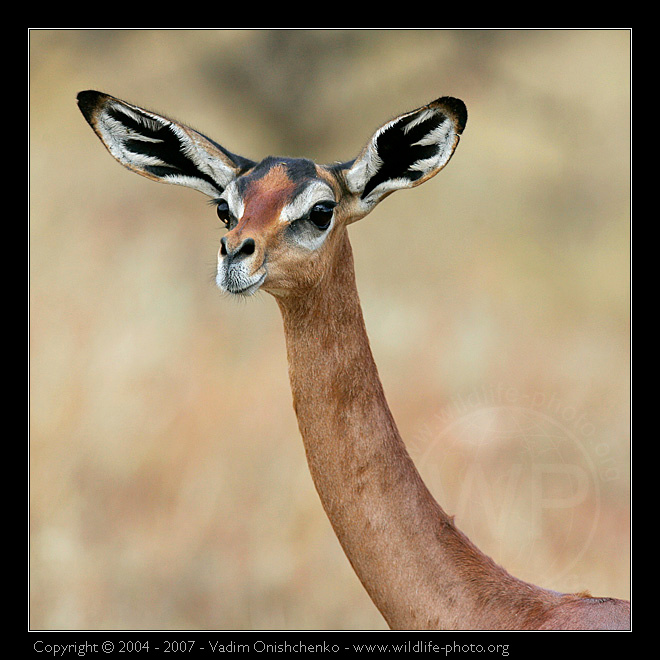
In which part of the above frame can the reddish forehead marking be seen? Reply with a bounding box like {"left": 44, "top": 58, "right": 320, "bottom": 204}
{"left": 239, "top": 164, "right": 299, "bottom": 230}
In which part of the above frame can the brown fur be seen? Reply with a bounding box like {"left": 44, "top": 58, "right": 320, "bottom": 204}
{"left": 275, "top": 229, "right": 630, "bottom": 630}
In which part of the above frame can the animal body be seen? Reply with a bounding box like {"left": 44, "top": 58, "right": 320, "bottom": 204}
{"left": 78, "top": 90, "right": 630, "bottom": 630}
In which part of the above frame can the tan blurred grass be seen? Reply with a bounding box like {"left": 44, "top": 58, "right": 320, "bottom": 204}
{"left": 29, "top": 29, "right": 630, "bottom": 630}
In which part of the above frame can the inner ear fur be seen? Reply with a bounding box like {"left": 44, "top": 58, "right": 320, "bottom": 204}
{"left": 77, "top": 90, "right": 254, "bottom": 198}
{"left": 345, "top": 96, "right": 467, "bottom": 211}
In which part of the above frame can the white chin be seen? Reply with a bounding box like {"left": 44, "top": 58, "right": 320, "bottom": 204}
{"left": 217, "top": 271, "right": 266, "bottom": 297}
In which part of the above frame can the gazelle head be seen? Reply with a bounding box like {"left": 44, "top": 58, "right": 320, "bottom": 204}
{"left": 77, "top": 91, "right": 467, "bottom": 298}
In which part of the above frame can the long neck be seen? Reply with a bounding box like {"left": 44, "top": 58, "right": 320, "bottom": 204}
{"left": 275, "top": 230, "right": 555, "bottom": 630}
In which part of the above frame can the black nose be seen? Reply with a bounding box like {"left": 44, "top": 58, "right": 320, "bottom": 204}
{"left": 220, "top": 236, "right": 256, "bottom": 259}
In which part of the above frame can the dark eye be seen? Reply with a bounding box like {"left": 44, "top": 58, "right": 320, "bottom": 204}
{"left": 308, "top": 201, "right": 336, "bottom": 230}
{"left": 216, "top": 200, "right": 231, "bottom": 226}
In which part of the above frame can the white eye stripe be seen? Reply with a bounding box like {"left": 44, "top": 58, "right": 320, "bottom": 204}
{"left": 280, "top": 181, "right": 335, "bottom": 224}
{"left": 222, "top": 181, "right": 244, "bottom": 220}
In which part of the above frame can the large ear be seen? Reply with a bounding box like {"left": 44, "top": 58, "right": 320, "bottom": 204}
{"left": 77, "top": 90, "right": 254, "bottom": 198}
{"left": 344, "top": 96, "right": 467, "bottom": 213}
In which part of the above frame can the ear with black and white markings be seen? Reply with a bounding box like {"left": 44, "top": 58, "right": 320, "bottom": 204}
{"left": 344, "top": 96, "right": 467, "bottom": 215}
{"left": 77, "top": 90, "right": 254, "bottom": 198}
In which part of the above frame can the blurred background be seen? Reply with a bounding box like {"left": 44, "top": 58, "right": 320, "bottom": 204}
{"left": 29, "top": 29, "right": 630, "bottom": 630}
